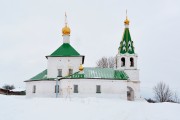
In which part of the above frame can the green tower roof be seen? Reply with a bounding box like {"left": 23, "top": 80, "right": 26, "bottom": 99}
{"left": 119, "top": 27, "right": 135, "bottom": 54}
{"left": 49, "top": 43, "right": 80, "bottom": 57}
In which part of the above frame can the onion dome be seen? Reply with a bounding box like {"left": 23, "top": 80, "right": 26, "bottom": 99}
{"left": 79, "top": 64, "right": 84, "bottom": 71}
{"left": 124, "top": 17, "right": 130, "bottom": 25}
{"left": 62, "top": 25, "right": 71, "bottom": 35}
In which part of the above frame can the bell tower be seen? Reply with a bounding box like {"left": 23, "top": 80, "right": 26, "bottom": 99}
{"left": 116, "top": 13, "right": 139, "bottom": 81}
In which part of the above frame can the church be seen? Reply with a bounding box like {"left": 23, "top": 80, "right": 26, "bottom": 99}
{"left": 25, "top": 14, "right": 140, "bottom": 101}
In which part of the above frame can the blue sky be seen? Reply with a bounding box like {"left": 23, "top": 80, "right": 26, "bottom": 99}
{"left": 0, "top": 0, "right": 180, "bottom": 98}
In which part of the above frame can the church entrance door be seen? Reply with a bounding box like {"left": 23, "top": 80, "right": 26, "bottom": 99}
{"left": 127, "top": 86, "right": 134, "bottom": 101}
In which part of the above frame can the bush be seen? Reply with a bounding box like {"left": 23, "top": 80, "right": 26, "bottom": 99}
{"left": 2, "top": 84, "right": 15, "bottom": 90}
{"left": 145, "top": 98, "right": 156, "bottom": 103}
{"left": 153, "top": 82, "right": 180, "bottom": 103}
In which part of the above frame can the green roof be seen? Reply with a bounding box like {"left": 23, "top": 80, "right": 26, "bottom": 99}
{"left": 119, "top": 28, "right": 135, "bottom": 54}
{"left": 27, "top": 67, "right": 129, "bottom": 81}
{"left": 65, "top": 67, "right": 129, "bottom": 80}
{"left": 30, "top": 69, "right": 48, "bottom": 80}
{"left": 49, "top": 43, "right": 80, "bottom": 57}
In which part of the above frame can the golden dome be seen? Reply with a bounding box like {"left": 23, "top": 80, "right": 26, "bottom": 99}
{"left": 62, "top": 25, "right": 71, "bottom": 35}
{"left": 124, "top": 17, "right": 130, "bottom": 25}
{"left": 79, "top": 64, "right": 84, "bottom": 71}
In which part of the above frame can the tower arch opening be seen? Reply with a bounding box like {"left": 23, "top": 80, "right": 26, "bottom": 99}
{"left": 121, "top": 57, "right": 125, "bottom": 67}
{"left": 130, "top": 57, "right": 134, "bottom": 67}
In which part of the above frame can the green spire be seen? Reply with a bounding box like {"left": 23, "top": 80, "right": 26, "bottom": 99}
{"left": 119, "top": 19, "right": 135, "bottom": 54}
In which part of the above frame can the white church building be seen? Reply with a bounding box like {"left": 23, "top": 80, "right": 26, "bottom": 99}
{"left": 25, "top": 14, "right": 140, "bottom": 101}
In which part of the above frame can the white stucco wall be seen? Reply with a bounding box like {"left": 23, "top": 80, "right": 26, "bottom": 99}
{"left": 63, "top": 35, "right": 70, "bottom": 43}
{"left": 26, "top": 81, "right": 57, "bottom": 98}
{"left": 127, "top": 81, "right": 140, "bottom": 100}
{"left": 47, "top": 57, "right": 83, "bottom": 78}
{"left": 124, "top": 69, "right": 139, "bottom": 81}
{"left": 26, "top": 79, "right": 130, "bottom": 99}
{"left": 60, "top": 79, "right": 127, "bottom": 99}
{"left": 116, "top": 53, "right": 140, "bottom": 100}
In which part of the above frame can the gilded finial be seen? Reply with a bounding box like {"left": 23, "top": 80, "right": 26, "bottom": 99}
{"left": 79, "top": 64, "right": 84, "bottom": 71}
{"left": 124, "top": 10, "right": 130, "bottom": 25}
{"left": 126, "top": 10, "right": 128, "bottom": 19}
{"left": 62, "top": 12, "right": 71, "bottom": 35}
{"left": 65, "top": 12, "right": 67, "bottom": 26}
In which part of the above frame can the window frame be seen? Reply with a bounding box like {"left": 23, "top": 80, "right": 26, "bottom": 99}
{"left": 58, "top": 69, "right": 62, "bottom": 77}
{"left": 33, "top": 85, "right": 36, "bottom": 93}
{"left": 69, "top": 69, "right": 73, "bottom": 75}
{"left": 73, "top": 85, "right": 78, "bottom": 93}
{"left": 96, "top": 85, "right": 101, "bottom": 93}
{"left": 55, "top": 85, "right": 59, "bottom": 93}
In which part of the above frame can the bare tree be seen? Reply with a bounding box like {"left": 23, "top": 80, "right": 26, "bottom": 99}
{"left": 96, "top": 57, "right": 115, "bottom": 68}
{"left": 2, "top": 84, "right": 15, "bottom": 90}
{"left": 108, "top": 57, "right": 115, "bottom": 68}
{"left": 153, "top": 82, "right": 173, "bottom": 102}
{"left": 173, "top": 92, "right": 180, "bottom": 103}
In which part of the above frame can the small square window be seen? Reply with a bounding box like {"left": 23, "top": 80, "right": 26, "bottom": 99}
{"left": 33, "top": 85, "right": 36, "bottom": 93}
{"left": 69, "top": 69, "right": 73, "bottom": 75}
{"left": 55, "top": 85, "right": 59, "bottom": 93}
{"left": 96, "top": 85, "right": 101, "bottom": 93}
{"left": 74, "top": 85, "right": 78, "bottom": 93}
{"left": 58, "top": 69, "right": 62, "bottom": 77}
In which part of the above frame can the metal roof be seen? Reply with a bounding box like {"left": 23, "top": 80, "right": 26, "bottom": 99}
{"left": 27, "top": 67, "right": 129, "bottom": 81}
{"left": 49, "top": 43, "right": 80, "bottom": 57}
{"left": 30, "top": 69, "right": 48, "bottom": 80}
{"left": 119, "top": 28, "right": 135, "bottom": 54}
{"left": 66, "top": 67, "right": 129, "bottom": 80}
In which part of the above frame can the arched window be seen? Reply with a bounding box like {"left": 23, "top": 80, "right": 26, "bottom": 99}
{"left": 130, "top": 57, "right": 134, "bottom": 67}
{"left": 121, "top": 57, "right": 125, "bottom": 67}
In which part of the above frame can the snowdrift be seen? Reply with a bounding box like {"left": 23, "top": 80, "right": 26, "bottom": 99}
{"left": 0, "top": 95, "right": 179, "bottom": 120}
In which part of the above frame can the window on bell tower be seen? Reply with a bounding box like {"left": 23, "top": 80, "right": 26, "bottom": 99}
{"left": 130, "top": 57, "right": 134, "bottom": 67}
{"left": 121, "top": 57, "right": 125, "bottom": 67}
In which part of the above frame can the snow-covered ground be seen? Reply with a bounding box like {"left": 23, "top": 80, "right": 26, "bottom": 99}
{"left": 0, "top": 95, "right": 179, "bottom": 120}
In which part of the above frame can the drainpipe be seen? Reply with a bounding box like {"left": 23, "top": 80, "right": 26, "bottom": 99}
{"left": 56, "top": 78, "right": 58, "bottom": 98}
{"left": 56, "top": 76, "right": 61, "bottom": 98}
